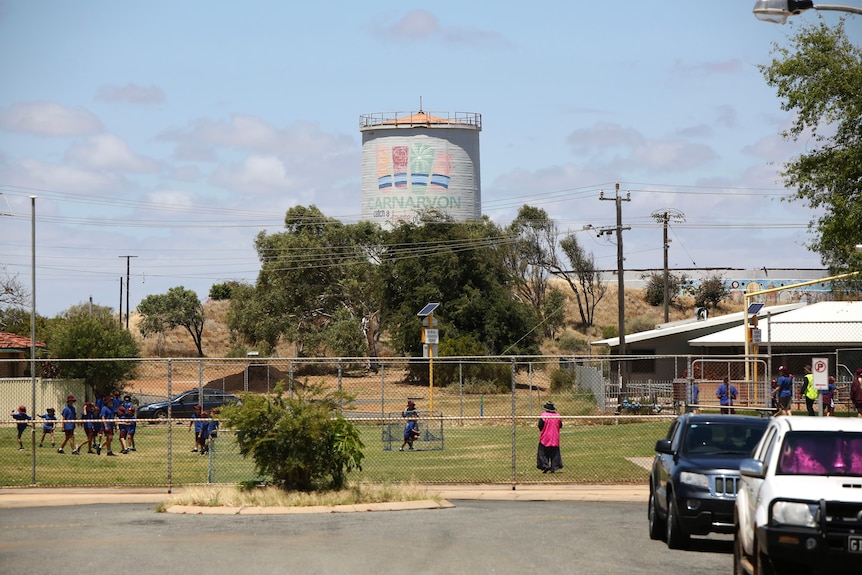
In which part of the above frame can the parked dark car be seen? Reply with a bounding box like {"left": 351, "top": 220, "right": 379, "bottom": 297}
{"left": 136, "top": 388, "right": 240, "bottom": 421}
{"left": 648, "top": 412, "right": 769, "bottom": 549}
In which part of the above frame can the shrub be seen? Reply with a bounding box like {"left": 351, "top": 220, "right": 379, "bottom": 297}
{"left": 219, "top": 381, "right": 364, "bottom": 491}
{"left": 407, "top": 335, "right": 511, "bottom": 392}
{"left": 557, "top": 333, "right": 588, "bottom": 353}
{"left": 549, "top": 368, "right": 577, "bottom": 392}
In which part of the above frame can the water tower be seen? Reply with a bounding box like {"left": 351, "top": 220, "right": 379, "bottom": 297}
{"left": 359, "top": 109, "right": 482, "bottom": 227}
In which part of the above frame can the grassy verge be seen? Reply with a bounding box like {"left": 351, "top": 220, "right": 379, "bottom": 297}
{"left": 157, "top": 482, "right": 439, "bottom": 511}
{"left": 1, "top": 418, "right": 671, "bottom": 487}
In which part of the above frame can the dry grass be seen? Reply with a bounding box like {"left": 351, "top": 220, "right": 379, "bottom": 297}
{"left": 134, "top": 283, "right": 744, "bottom": 359}
{"left": 158, "top": 482, "right": 439, "bottom": 510}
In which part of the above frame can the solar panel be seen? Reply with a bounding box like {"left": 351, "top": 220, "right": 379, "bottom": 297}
{"left": 416, "top": 302, "right": 440, "bottom": 316}
{"left": 747, "top": 302, "right": 764, "bottom": 315}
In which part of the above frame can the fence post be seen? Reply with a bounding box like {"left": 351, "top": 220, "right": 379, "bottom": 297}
{"left": 510, "top": 357, "right": 516, "bottom": 486}
{"left": 167, "top": 358, "right": 173, "bottom": 492}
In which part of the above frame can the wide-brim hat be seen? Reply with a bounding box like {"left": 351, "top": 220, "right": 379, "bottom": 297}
{"left": 543, "top": 401, "right": 556, "bottom": 412}
{"left": 66, "top": 395, "right": 76, "bottom": 402}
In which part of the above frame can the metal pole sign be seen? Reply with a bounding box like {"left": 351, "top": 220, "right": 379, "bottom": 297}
{"left": 812, "top": 357, "right": 829, "bottom": 391}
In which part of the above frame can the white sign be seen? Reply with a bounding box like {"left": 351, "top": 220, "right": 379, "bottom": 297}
{"left": 812, "top": 357, "right": 829, "bottom": 390}
{"left": 751, "top": 328, "right": 761, "bottom": 344}
{"left": 424, "top": 329, "right": 439, "bottom": 344}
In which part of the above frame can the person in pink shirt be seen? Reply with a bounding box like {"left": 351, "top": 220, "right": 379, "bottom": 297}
{"left": 536, "top": 401, "right": 563, "bottom": 473}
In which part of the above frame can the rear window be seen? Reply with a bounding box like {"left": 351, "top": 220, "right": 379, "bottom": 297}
{"left": 683, "top": 421, "right": 768, "bottom": 455}
{"left": 777, "top": 431, "right": 862, "bottom": 476}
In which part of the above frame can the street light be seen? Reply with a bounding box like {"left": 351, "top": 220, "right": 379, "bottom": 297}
{"left": 753, "top": 0, "right": 862, "bottom": 23}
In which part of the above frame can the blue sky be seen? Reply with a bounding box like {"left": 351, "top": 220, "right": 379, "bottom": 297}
{"left": 1, "top": 1, "right": 859, "bottom": 318}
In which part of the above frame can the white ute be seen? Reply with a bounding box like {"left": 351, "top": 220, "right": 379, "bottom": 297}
{"left": 734, "top": 416, "right": 862, "bottom": 575}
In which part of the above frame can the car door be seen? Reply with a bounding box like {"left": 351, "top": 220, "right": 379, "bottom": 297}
{"left": 175, "top": 391, "right": 199, "bottom": 417}
{"left": 654, "top": 418, "right": 682, "bottom": 517}
{"left": 738, "top": 424, "right": 777, "bottom": 555}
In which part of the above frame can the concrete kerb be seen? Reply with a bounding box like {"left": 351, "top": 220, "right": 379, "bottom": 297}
{"left": 0, "top": 484, "right": 649, "bottom": 512}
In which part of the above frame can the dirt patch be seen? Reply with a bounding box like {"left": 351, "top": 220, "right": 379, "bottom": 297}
{"left": 205, "top": 365, "right": 289, "bottom": 394}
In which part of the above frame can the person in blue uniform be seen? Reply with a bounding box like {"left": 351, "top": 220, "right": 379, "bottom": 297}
{"left": 774, "top": 366, "right": 794, "bottom": 416}
{"left": 37, "top": 407, "right": 57, "bottom": 448}
{"left": 190, "top": 404, "right": 207, "bottom": 453}
{"left": 58, "top": 395, "right": 79, "bottom": 454}
{"left": 99, "top": 397, "right": 117, "bottom": 456}
{"left": 12, "top": 405, "right": 32, "bottom": 450}
{"left": 399, "top": 400, "right": 420, "bottom": 451}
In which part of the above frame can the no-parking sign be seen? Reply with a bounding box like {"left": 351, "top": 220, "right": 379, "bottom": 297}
{"left": 812, "top": 357, "right": 829, "bottom": 390}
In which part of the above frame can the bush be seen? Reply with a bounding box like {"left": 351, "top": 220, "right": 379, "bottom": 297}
{"left": 640, "top": 272, "right": 688, "bottom": 308}
{"left": 549, "top": 368, "right": 577, "bottom": 392}
{"left": 220, "top": 381, "right": 364, "bottom": 491}
{"left": 557, "top": 333, "right": 588, "bottom": 353}
{"left": 407, "top": 335, "right": 511, "bottom": 392}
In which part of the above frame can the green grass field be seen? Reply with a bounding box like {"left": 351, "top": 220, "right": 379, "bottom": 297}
{"left": 0, "top": 418, "right": 671, "bottom": 487}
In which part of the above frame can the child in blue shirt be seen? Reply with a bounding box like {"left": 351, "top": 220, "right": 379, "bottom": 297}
{"left": 12, "top": 406, "right": 32, "bottom": 450}
{"left": 125, "top": 406, "right": 137, "bottom": 451}
{"left": 37, "top": 407, "right": 57, "bottom": 448}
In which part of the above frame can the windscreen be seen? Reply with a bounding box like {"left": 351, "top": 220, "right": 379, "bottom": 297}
{"left": 683, "top": 421, "right": 767, "bottom": 455}
{"left": 777, "top": 431, "right": 862, "bottom": 476}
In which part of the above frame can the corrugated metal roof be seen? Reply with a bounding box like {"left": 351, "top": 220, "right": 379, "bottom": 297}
{"left": 689, "top": 301, "right": 862, "bottom": 347}
{"left": 590, "top": 303, "right": 805, "bottom": 347}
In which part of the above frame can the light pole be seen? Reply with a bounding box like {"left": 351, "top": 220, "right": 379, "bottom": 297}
{"left": 753, "top": 0, "right": 862, "bottom": 23}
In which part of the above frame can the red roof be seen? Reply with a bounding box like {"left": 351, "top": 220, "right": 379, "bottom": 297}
{"left": 0, "top": 331, "right": 46, "bottom": 350}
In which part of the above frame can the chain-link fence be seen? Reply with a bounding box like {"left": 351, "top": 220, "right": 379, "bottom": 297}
{"left": 2, "top": 352, "right": 859, "bottom": 488}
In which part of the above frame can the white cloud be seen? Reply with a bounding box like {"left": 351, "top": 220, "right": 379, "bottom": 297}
{"left": 211, "top": 155, "right": 296, "bottom": 195}
{"left": 96, "top": 83, "right": 166, "bottom": 104}
{"left": 567, "top": 122, "right": 717, "bottom": 173}
{"left": 65, "top": 134, "right": 161, "bottom": 173}
{"left": 0, "top": 102, "right": 102, "bottom": 136}
{"left": 370, "top": 10, "right": 510, "bottom": 47}
{"left": 145, "top": 189, "right": 197, "bottom": 208}
{"left": 1, "top": 158, "right": 123, "bottom": 193}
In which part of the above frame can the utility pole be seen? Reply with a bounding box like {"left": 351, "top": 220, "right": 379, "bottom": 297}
{"left": 118, "top": 255, "right": 137, "bottom": 329}
{"left": 600, "top": 183, "right": 630, "bottom": 405}
{"left": 119, "top": 277, "right": 124, "bottom": 326}
{"left": 651, "top": 208, "right": 685, "bottom": 323}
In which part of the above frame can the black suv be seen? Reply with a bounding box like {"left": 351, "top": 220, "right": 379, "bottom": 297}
{"left": 648, "top": 413, "right": 769, "bottom": 549}
{"left": 136, "top": 388, "right": 240, "bottom": 420}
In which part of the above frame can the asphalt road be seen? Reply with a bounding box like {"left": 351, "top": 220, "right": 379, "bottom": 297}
{"left": 1, "top": 501, "right": 732, "bottom": 575}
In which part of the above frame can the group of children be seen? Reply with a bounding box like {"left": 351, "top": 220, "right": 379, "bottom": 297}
{"left": 189, "top": 404, "right": 219, "bottom": 455}
{"left": 11, "top": 391, "right": 138, "bottom": 456}
{"left": 10, "top": 405, "right": 58, "bottom": 450}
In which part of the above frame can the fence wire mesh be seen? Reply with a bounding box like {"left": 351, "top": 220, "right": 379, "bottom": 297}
{"left": 2, "top": 352, "right": 859, "bottom": 488}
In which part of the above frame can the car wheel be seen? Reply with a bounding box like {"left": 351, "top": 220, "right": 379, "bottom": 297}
{"left": 153, "top": 409, "right": 168, "bottom": 422}
{"left": 666, "top": 496, "right": 690, "bottom": 549}
{"left": 648, "top": 490, "right": 665, "bottom": 540}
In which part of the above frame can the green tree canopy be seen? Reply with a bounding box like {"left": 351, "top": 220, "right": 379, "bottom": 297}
{"left": 229, "top": 205, "right": 385, "bottom": 357}
{"left": 137, "top": 286, "right": 206, "bottom": 357}
{"left": 379, "top": 211, "right": 539, "bottom": 356}
{"left": 506, "top": 205, "right": 554, "bottom": 337}
{"left": 760, "top": 18, "right": 862, "bottom": 272}
{"left": 47, "top": 303, "right": 140, "bottom": 397}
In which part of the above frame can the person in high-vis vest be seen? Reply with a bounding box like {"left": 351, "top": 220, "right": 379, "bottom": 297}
{"left": 801, "top": 365, "right": 818, "bottom": 416}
